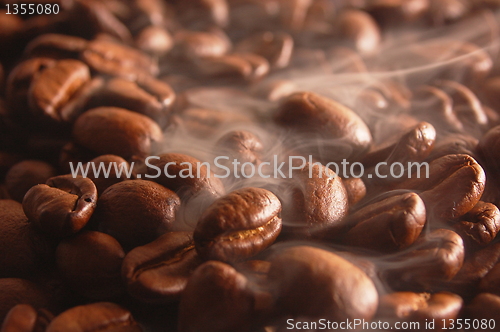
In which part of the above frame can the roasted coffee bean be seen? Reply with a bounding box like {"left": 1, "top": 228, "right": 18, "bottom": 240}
{"left": 175, "top": 0, "right": 230, "bottom": 28}
{"left": 327, "top": 46, "right": 368, "bottom": 73}
{"left": 250, "top": 79, "right": 296, "bottom": 101}
{"left": 429, "top": 0, "right": 471, "bottom": 25}
{"left": 178, "top": 260, "right": 260, "bottom": 332}
{"left": 482, "top": 76, "right": 500, "bottom": 111}
{"left": 334, "top": 9, "right": 381, "bottom": 55}
{"left": 46, "top": 302, "right": 142, "bottom": 332}
{"left": 384, "top": 229, "right": 465, "bottom": 291}
{"left": 24, "top": 33, "right": 88, "bottom": 60}
{"left": 427, "top": 133, "right": 478, "bottom": 161}
{"left": 464, "top": 293, "right": 500, "bottom": 328}
{"left": 283, "top": 162, "right": 348, "bottom": 237}
{"left": 135, "top": 26, "right": 173, "bottom": 57}
{"left": 23, "top": 175, "right": 97, "bottom": 238}
{"left": 0, "top": 200, "right": 51, "bottom": 278}
{"left": 396, "top": 154, "right": 485, "bottom": 220}
{"left": 96, "top": 180, "right": 180, "bottom": 249}
{"left": 274, "top": 92, "right": 372, "bottom": 159}
{"left": 377, "top": 291, "right": 463, "bottom": 328}
{"left": 194, "top": 187, "right": 281, "bottom": 262}
{"left": 58, "top": 77, "right": 105, "bottom": 123}
{"left": 80, "top": 39, "right": 157, "bottom": 80}
{"left": 122, "top": 231, "right": 202, "bottom": 303}
{"left": 279, "top": 0, "right": 313, "bottom": 30}
{"left": 194, "top": 53, "right": 269, "bottom": 81}
{"left": 215, "top": 130, "right": 263, "bottom": 167}
{"left": 455, "top": 201, "right": 500, "bottom": 246}
{"left": 342, "top": 177, "right": 366, "bottom": 206}
{"left": 58, "top": 142, "right": 97, "bottom": 175}
{"left": 171, "top": 30, "right": 231, "bottom": 61}
{"left": 79, "top": 155, "right": 132, "bottom": 195}
{"left": 0, "top": 278, "right": 53, "bottom": 323}
{"left": 56, "top": 231, "right": 125, "bottom": 300}
{"left": 73, "top": 107, "right": 163, "bottom": 160}
{"left": 341, "top": 193, "right": 426, "bottom": 252}
{"left": 268, "top": 246, "right": 378, "bottom": 320}
{"left": 5, "top": 160, "right": 57, "bottom": 202}
{"left": 1, "top": 304, "right": 53, "bottom": 332}
{"left": 235, "top": 31, "right": 294, "bottom": 69}
{"left": 478, "top": 125, "right": 500, "bottom": 173}
{"left": 367, "top": 0, "right": 430, "bottom": 25}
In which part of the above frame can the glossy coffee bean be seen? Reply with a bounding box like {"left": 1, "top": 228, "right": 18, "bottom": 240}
{"left": 1, "top": 304, "right": 53, "bottom": 332}
{"left": 342, "top": 192, "right": 426, "bottom": 252}
{"left": 22, "top": 175, "right": 97, "bottom": 238}
{"left": 135, "top": 26, "right": 173, "bottom": 57}
{"left": 464, "top": 293, "right": 500, "bottom": 329}
{"left": 456, "top": 201, "right": 500, "bottom": 246}
{"left": 171, "top": 30, "right": 231, "bottom": 61}
{"left": 235, "top": 31, "right": 294, "bottom": 69}
{"left": 56, "top": 231, "right": 125, "bottom": 300}
{"left": 194, "top": 187, "right": 281, "bottom": 262}
{"left": 96, "top": 180, "right": 180, "bottom": 249}
{"left": 268, "top": 246, "right": 378, "bottom": 320}
{"left": 367, "top": 0, "right": 430, "bottom": 25}
{"left": 250, "top": 79, "right": 296, "bottom": 101}
{"left": 0, "top": 200, "right": 51, "bottom": 277}
{"left": 334, "top": 9, "right": 381, "bottom": 55}
{"left": 46, "top": 302, "right": 142, "bottom": 332}
{"left": 427, "top": 133, "right": 478, "bottom": 161}
{"left": 175, "top": 0, "right": 229, "bottom": 28}
{"left": 342, "top": 177, "right": 366, "bottom": 206}
{"left": 5, "top": 160, "right": 57, "bottom": 202}
{"left": 178, "top": 261, "right": 259, "bottom": 332}
{"left": 24, "top": 33, "right": 88, "bottom": 59}
{"left": 215, "top": 130, "right": 263, "bottom": 168}
{"left": 122, "top": 231, "right": 202, "bottom": 303}
{"left": 80, "top": 155, "right": 132, "bottom": 195}
{"left": 194, "top": 52, "right": 270, "bottom": 82}
{"left": 73, "top": 107, "right": 163, "bottom": 160}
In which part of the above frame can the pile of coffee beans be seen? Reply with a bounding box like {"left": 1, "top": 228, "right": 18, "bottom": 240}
{"left": 2, "top": 0, "right": 500, "bottom": 331}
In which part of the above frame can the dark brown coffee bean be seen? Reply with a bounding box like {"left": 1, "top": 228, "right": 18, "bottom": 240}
{"left": 178, "top": 260, "right": 259, "bottom": 332}
{"left": 279, "top": 0, "right": 313, "bottom": 30}
{"left": 429, "top": 0, "right": 470, "bottom": 25}
{"left": 0, "top": 200, "right": 51, "bottom": 278}
{"left": 384, "top": 229, "right": 464, "bottom": 291}
{"left": 80, "top": 39, "right": 157, "bottom": 80}
{"left": 367, "top": 0, "right": 430, "bottom": 25}
{"left": 5, "top": 160, "right": 57, "bottom": 202}
{"left": 215, "top": 130, "right": 263, "bottom": 167}
{"left": 58, "top": 77, "right": 105, "bottom": 123}
{"left": 46, "top": 302, "right": 142, "bottom": 332}
{"left": 73, "top": 107, "right": 163, "bottom": 160}
{"left": 377, "top": 292, "right": 463, "bottom": 328}
{"left": 122, "top": 231, "right": 202, "bottom": 303}
{"left": 194, "top": 187, "right": 281, "bottom": 262}
{"left": 24, "top": 33, "right": 88, "bottom": 59}
{"left": 56, "top": 231, "right": 125, "bottom": 300}
{"left": 455, "top": 201, "right": 500, "bottom": 246}
{"left": 427, "top": 133, "right": 478, "bottom": 161}
{"left": 283, "top": 162, "right": 349, "bottom": 237}
{"left": 397, "top": 154, "right": 485, "bottom": 220}
{"left": 334, "top": 9, "right": 381, "bottom": 55}
{"left": 96, "top": 180, "right": 180, "bottom": 249}
{"left": 482, "top": 76, "right": 500, "bottom": 111}
{"left": 478, "top": 125, "right": 500, "bottom": 173}
{"left": 274, "top": 92, "right": 372, "bottom": 159}
{"left": 0, "top": 278, "right": 53, "bottom": 323}
{"left": 268, "top": 246, "right": 378, "bottom": 320}
{"left": 135, "top": 26, "right": 173, "bottom": 57}
{"left": 343, "top": 177, "right": 366, "bottom": 206}
{"left": 175, "top": 0, "right": 229, "bottom": 28}
{"left": 79, "top": 155, "right": 133, "bottom": 195}
{"left": 22, "top": 175, "right": 97, "bottom": 238}
{"left": 171, "top": 30, "right": 231, "bottom": 61}
{"left": 464, "top": 293, "right": 500, "bottom": 329}
{"left": 1, "top": 304, "right": 53, "bottom": 332}
{"left": 28, "top": 59, "right": 91, "bottom": 122}
{"left": 341, "top": 192, "right": 426, "bottom": 252}
{"left": 235, "top": 31, "right": 294, "bottom": 69}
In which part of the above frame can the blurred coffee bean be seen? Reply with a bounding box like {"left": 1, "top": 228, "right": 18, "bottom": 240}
{"left": 194, "top": 53, "right": 270, "bottom": 82}
{"left": 0, "top": 304, "right": 53, "bottom": 332}
{"left": 23, "top": 175, "right": 97, "bottom": 238}
{"left": 215, "top": 130, "right": 263, "bottom": 168}
{"left": 455, "top": 201, "right": 500, "bottom": 247}
{"left": 96, "top": 180, "right": 180, "bottom": 250}
{"left": 274, "top": 92, "right": 372, "bottom": 159}
{"left": 367, "top": 0, "right": 430, "bottom": 25}
{"left": 0, "top": 200, "right": 51, "bottom": 278}
{"left": 464, "top": 293, "right": 500, "bottom": 328}
{"left": 175, "top": 0, "right": 229, "bottom": 28}
{"left": 396, "top": 154, "right": 485, "bottom": 220}
{"left": 334, "top": 9, "right": 381, "bottom": 55}
{"left": 46, "top": 302, "right": 142, "bottom": 332}
{"left": 341, "top": 192, "right": 426, "bottom": 252}
{"left": 427, "top": 133, "right": 478, "bottom": 161}
{"left": 80, "top": 39, "right": 158, "bottom": 79}
{"left": 56, "top": 231, "right": 125, "bottom": 300}
{"left": 326, "top": 46, "right": 368, "bottom": 73}
{"left": 250, "top": 79, "right": 296, "bottom": 101}
{"left": 268, "top": 246, "right": 378, "bottom": 320}
{"left": 343, "top": 177, "right": 366, "bottom": 206}
{"left": 478, "top": 125, "right": 500, "bottom": 174}
{"left": 171, "top": 30, "right": 231, "bottom": 61}
{"left": 58, "top": 77, "right": 105, "bottom": 123}
{"left": 279, "top": 0, "right": 313, "bottom": 30}
{"left": 73, "top": 107, "right": 163, "bottom": 160}
{"left": 5, "top": 160, "right": 57, "bottom": 203}
{"left": 122, "top": 231, "right": 202, "bottom": 303}
{"left": 283, "top": 162, "right": 348, "bottom": 237}
{"left": 377, "top": 291, "right": 463, "bottom": 328}
{"left": 0, "top": 278, "right": 54, "bottom": 323}
{"left": 429, "top": 0, "right": 471, "bottom": 25}
{"left": 24, "top": 33, "right": 88, "bottom": 59}
{"left": 79, "top": 155, "right": 132, "bottom": 195}
{"left": 384, "top": 229, "right": 464, "bottom": 291}
{"left": 178, "top": 260, "right": 259, "bottom": 332}
{"left": 194, "top": 187, "right": 282, "bottom": 262}
{"left": 482, "top": 76, "right": 500, "bottom": 110}
{"left": 135, "top": 25, "right": 173, "bottom": 57}
{"left": 29, "top": 59, "right": 91, "bottom": 122}
{"left": 235, "top": 31, "right": 294, "bottom": 69}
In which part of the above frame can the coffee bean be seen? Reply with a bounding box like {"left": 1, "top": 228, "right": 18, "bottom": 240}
{"left": 58, "top": 77, "right": 105, "bottom": 123}
{"left": 465, "top": 293, "right": 500, "bottom": 328}
{"left": 342, "top": 177, "right": 366, "bottom": 206}
{"left": 175, "top": 0, "right": 229, "bottom": 29}
{"left": 235, "top": 31, "right": 294, "bottom": 69}
{"left": 456, "top": 201, "right": 500, "bottom": 247}
{"left": 135, "top": 26, "right": 173, "bottom": 57}
{"left": 122, "top": 231, "right": 202, "bottom": 303}
{"left": 22, "top": 175, "right": 97, "bottom": 238}
{"left": 5, "top": 160, "right": 57, "bottom": 202}
{"left": 268, "top": 246, "right": 378, "bottom": 320}
{"left": 427, "top": 133, "right": 478, "bottom": 161}
{"left": 334, "top": 9, "right": 381, "bottom": 55}
{"left": 171, "top": 30, "right": 231, "bottom": 61}
{"left": 250, "top": 79, "right": 296, "bottom": 101}
{"left": 79, "top": 155, "right": 133, "bottom": 195}
{"left": 215, "top": 130, "right": 263, "bottom": 168}
{"left": 194, "top": 53, "right": 270, "bottom": 82}
{"left": 1, "top": 304, "right": 53, "bottom": 332}
{"left": 327, "top": 46, "right": 368, "bottom": 73}
{"left": 46, "top": 302, "right": 142, "bottom": 332}
{"left": 96, "top": 180, "right": 180, "bottom": 250}
{"left": 194, "top": 187, "right": 281, "bottom": 262}
{"left": 24, "top": 33, "right": 88, "bottom": 60}
{"left": 367, "top": 0, "right": 430, "bottom": 25}
{"left": 72, "top": 107, "right": 163, "bottom": 160}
